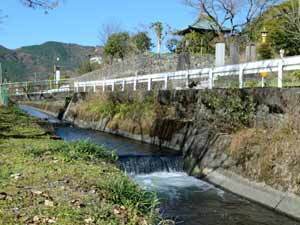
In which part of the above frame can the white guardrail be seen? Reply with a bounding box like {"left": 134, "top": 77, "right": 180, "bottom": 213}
{"left": 4, "top": 55, "right": 300, "bottom": 96}
{"left": 74, "top": 55, "right": 300, "bottom": 92}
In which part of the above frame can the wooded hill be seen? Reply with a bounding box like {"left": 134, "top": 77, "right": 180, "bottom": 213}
{"left": 0, "top": 41, "right": 97, "bottom": 82}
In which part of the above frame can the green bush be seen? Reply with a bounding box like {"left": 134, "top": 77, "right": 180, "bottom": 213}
{"left": 247, "top": 0, "right": 300, "bottom": 56}
{"left": 257, "top": 42, "right": 274, "bottom": 60}
{"left": 178, "top": 31, "right": 215, "bottom": 55}
{"left": 131, "top": 32, "right": 152, "bottom": 54}
{"left": 104, "top": 175, "right": 158, "bottom": 215}
{"left": 201, "top": 90, "right": 256, "bottom": 132}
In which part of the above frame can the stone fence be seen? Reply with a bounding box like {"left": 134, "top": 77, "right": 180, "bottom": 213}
{"left": 74, "top": 53, "right": 215, "bottom": 82}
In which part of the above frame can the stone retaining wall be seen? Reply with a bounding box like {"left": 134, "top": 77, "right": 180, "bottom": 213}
{"left": 75, "top": 54, "right": 215, "bottom": 82}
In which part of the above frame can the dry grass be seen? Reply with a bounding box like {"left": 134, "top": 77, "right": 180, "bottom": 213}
{"left": 228, "top": 113, "right": 300, "bottom": 194}
{"left": 70, "top": 92, "right": 168, "bottom": 136}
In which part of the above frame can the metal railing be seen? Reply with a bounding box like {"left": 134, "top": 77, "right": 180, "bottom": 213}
{"left": 3, "top": 55, "right": 300, "bottom": 96}
{"left": 3, "top": 79, "right": 74, "bottom": 96}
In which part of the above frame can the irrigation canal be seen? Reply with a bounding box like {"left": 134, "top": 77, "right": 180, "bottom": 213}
{"left": 20, "top": 105, "right": 300, "bottom": 225}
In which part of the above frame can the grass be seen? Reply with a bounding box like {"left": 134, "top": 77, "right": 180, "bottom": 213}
{"left": 228, "top": 114, "right": 300, "bottom": 194}
{"left": 0, "top": 106, "right": 160, "bottom": 225}
{"left": 71, "top": 92, "right": 161, "bottom": 136}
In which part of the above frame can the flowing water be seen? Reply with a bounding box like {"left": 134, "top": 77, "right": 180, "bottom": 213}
{"left": 20, "top": 105, "right": 300, "bottom": 225}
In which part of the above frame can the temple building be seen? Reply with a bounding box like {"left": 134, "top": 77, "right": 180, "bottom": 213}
{"left": 176, "top": 15, "right": 231, "bottom": 36}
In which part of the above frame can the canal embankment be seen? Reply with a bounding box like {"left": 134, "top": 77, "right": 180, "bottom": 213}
{"left": 18, "top": 88, "right": 300, "bottom": 220}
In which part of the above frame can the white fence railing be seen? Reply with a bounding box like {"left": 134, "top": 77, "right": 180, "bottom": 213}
{"left": 4, "top": 55, "right": 300, "bottom": 96}
{"left": 74, "top": 55, "right": 300, "bottom": 92}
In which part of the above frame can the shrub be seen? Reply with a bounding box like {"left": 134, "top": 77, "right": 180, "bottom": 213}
{"left": 131, "top": 32, "right": 152, "bottom": 54}
{"left": 104, "top": 32, "right": 130, "bottom": 61}
{"left": 178, "top": 31, "right": 215, "bottom": 55}
{"left": 35, "top": 141, "right": 118, "bottom": 162}
{"left": 201, "top": 90, "right": 256, "bottom": 132}
{"left": 103, "top": 175, "right": 158, "bottom": 215}
{"left": 77, "top": 61, "right": 101, "bottom": 75}
{"left": 257, "top": 42, "right": 274, "bottom": 60}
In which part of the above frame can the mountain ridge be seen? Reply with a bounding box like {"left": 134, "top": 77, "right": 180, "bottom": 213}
{"left": 0, "top": 41, "right": 99, "bottom": 82}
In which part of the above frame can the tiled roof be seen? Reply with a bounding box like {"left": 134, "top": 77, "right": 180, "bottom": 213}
{"left": 176, "top": 16, "right": 231, "bottom": 35}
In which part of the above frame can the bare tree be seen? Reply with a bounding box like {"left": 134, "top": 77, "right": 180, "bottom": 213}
{"left": 98, "top": 22, "right": 122, "bottom": 46}
{"left": 183, "top": 0, "right": 279, "bottom": 35}
{"left": 20, "top": 0, "right": 60, "bottom": 10}
{"left": 150, "top": 22, "right": 164, "bottom": 54}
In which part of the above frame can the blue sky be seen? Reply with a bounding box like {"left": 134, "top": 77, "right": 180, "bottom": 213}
{"left": 0, "top": 0, "right": 197, "bottom": 49}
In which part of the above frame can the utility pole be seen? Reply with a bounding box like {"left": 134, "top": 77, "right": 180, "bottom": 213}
{"left": 0, "top": 63, "right": 2, "bottom": 84}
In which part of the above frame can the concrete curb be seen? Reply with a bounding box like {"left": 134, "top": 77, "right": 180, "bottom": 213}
{"left": 203, "top": 168, "right": 300, "bottom": 221}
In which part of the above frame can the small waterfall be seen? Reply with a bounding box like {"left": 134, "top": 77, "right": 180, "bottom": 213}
{"left": 118, "top": 155, "right": 183, "bottom": 174}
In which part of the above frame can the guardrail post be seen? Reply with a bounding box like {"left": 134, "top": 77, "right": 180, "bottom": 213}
{"left": 74, "top": 82, "right": 78, "bottom": 92}
{"left": 208, "top": 69, "right": 214, "bottom": 89}
{"left": 278, "top": 61, "right": 283, "bottom": 88}
{"left": 112, "top": 81, "right": 115, "bottom": 92}
{"left": 93, "top": 83, "right": 96, "bottom": 93}
{"left": 164, "top": 74, "right": 168, "bottom": 90}
{"left": 133, "top": 77, "right": 137, "bottom": 91}
{"left": 185, "top": 73, "right": 190, "bottom": 88}
{"left": 102, "top": 80, "right": 105, "bottom": 92}
{"left": 239, "top": 66, "right": 244, "bottom": 89}
{"left": 122, "top": 80, "right": 125, "bottom": 92}
{"left": 83, "top": 83, "right": 86, "bottom": 92}
{"left": 147, "top": 78, "right": 152, "bottom": 91}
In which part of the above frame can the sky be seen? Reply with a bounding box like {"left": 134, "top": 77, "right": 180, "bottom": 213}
{"left": 0, "top": 0, "right": 197, "bottom": 49}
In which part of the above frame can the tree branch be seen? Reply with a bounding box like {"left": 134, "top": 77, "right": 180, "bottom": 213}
{"left": 20, "top": 0, "right": 60, "bottom": 10}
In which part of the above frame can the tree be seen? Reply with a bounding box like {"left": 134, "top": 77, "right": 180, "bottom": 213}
{"left": 177, "top": 31, "right": 215, "bottom": 55}
{"left": 150, "top": 22, "right": 164, "bottom": 54}
{"left": 183, "top": 0, "right": 279, "bottom": 37}
{"left": 98, "top": 22, "right": 122, "bottom": 46}
{"left": 273, "top": 0, "right": 300, "bottom": 54}
{"left": 1, "top": 1, "right": 58, "bottom": 25}
{"left": 104, "top": 32, "right": 130, "bottom": 61}
{"left": 131, "top": 32, "right": 152, "bottom": 54}
{"left": 247, "top": 0, "right": 300, "bottom": 56}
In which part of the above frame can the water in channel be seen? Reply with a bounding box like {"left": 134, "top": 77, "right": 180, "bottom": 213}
{"left": 20, "top": 105, "right": 300, "bottom": 225}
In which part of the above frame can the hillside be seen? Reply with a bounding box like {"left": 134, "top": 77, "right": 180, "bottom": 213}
{"left": 0, "top": 42, "right": 98, "bottom": 82}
